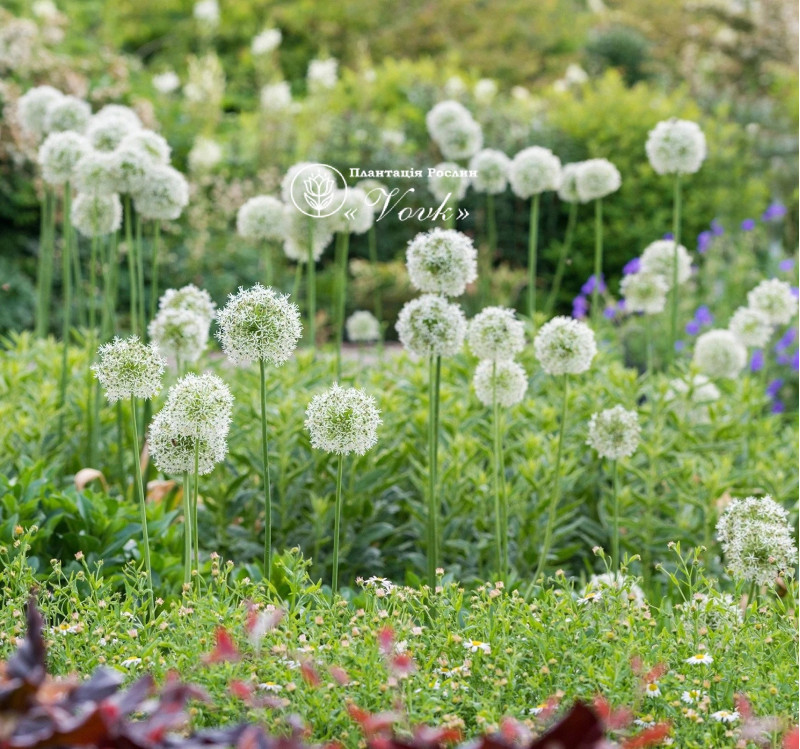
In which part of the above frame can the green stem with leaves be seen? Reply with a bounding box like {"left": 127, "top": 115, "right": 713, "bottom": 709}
{"left": 332, "top": 453, "right": 344, "bottom": 595}
{"left": 527, "top": 194, "right": 540, "bottom": 327}
{"left": 129, "top": 395, "right": 153, "bottom": 616}
{"left": 591, "top": 198, "right": 603, "bottom": 326}
{"left": 611, "top": 459, "right": 620, "bottom": 572}
{"left": 544, "top": 201, "right": 578, "bottom": 316}
{"left": 668, "top": 174, "right": 683, "bottom": 363}
{"left": 259, "top": 359, "right": 273, "bottom": 578}
{"left": 124, "top": 196, "right": 137, "bottom": 335}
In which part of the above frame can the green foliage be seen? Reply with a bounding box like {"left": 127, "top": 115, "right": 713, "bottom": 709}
{"left": 584, "top": 25, "right": 653, "bottom": 85}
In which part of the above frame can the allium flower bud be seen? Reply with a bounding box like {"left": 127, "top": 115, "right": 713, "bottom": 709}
{"left": 534, "top": 316, "right": 597, "bottom": 376}
{"left": 38, "top": 131, "right": 90, "bottom": 185}
{"left": 428, "top": 163, "right": 469, "bottom": 204}
{"left": 509, "top": 146, "right": 562, "bottom": 199}
{"left": 467, "top": 306, "right": 525, "bottom": 362}
{"left": 468, "top": 149, "right": 510, "bottom": 194}
{"left": 73, "top": 150, "right": 117, "bottom": 194}
{"left": 346, "top": 310, "right": 380, "bottom": 343}
{"left": 406, "top": 228, "right": 478, "bottom": 297}
{"left": 216, "top": 283, "right": 302, "bottom": 365}
{"left": 557, "top": 162, "right": 582, "bottom": 203}
{"left": 716, "top": 495, "right": 796, "bottom": 587}
{"left": 148, "top": 307, "right": 209, "bottom": 364}
{"left": 237, "top": 195, "right": 286, "bottom": 241}
{"left": 575, "top": 158, "right": 621, "bottom": 203}
{"left": 587, "top": 405, "right": 641, "bottom": 460}
{"left": 646, "top": 118, "right": 707, "bottom": 175}
{"left": 620, "top": 271, "right": 669, "bottom": 315}
{"left": 119, "top": 130, "right": 171, "bottom": 165}
{"left": 330, "top": 187, "right": 374, "bottom": 235}
{"left": 692, "top": 329, "right": 747, "bottom": 379}
{"left": 92, "top": 336, "right": 166, "bottom": 403}
{"left": 71, "top": 192, "right": 123, "bottom": 237}
{"left": 132, "top": 165, "right": 189, "bottom": 220}
{"left": 17, "top": 85, "right": 64, "bottom": 140}
{"left": 304, "top": 383, "right": 381, "bottom": 455}
{"left": 159, "top": 372, "right": 233, "bottom": 440}
{"left": 746, "top": 278, "right": 796, "bottom": 326}
{"left": 665, "top": 375, "right": 720, "bottom": 425}
{"left": 396, "top": 294, "right": 467, "bottom": 358}
{"left": 44, "top": 95, "right": 91, "bottom": 134}
{"left": 281, "top": 204, "right": 334, "bottom": 262}
{"left": 149, "top": 410, "right": 227, "bottom": 476}
{"left": 639, "top": 239, "right": 692, "bottom": 289}
{"left": 473, "top": 359, "right": 528, "bottom": 407}
{"left": 86, "top": 114, "right": 140, "bottom": 152}
{"left": 728, "top": 306, "right": 772, "bottom": 348}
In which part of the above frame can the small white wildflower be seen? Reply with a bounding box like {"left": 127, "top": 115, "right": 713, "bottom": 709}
{"left": 70, "top": 192, "right": 122, "bottom": 238}
{"left": 644, "top": 682, "right": 661, "bottom": 698}
{"left": 620, "top": 271, "right": 669, "bottom": 315}
{"left": 468, "top": 149, "right": 511, "bottom": 194}
{"left": 153, "top": 71, "right": 180, "bottom": 94}
{"left": 534, "top": 316, "right": 597, "bottom": 376}
{"left": 132, "top": 165, "right": 189, "bottom": 220}
{"left": 428, "top": 162, "right": 470, "bottom": 204}
{"left": 147, "top": 308, "right": 209, "bottom": 364}
{"left": 728, "top": 306, "right": 772, "bottom": 347}
{"left": 237, "top": 195, "right": 286, "bottom": 242}
{"left": 193, "top": 0, "right": 220, "bottom": 25}
{"left": 304, "top": 384, "right": 381, "bottom": 456}
{"left": 92, "top": 336, "right": 166, "bottom": 403}
{"left": 252, "top": 28, "right": 282, "bottom": 55}
{"left": 710, "top": 710, "right": 739, "bottom": 724}
{"left": 17, "top": 85, "right": 64, "bottom": 141}
{"left": 639, "top": 240, "right": 692, "bottom": 289}
{"left": 188, "top": 137, "right": 223, "bottom": 173}
{"left": 681, "top": 689, "right": 704, "bottom": 704}
{"left": 346, "top": 311, "right": 380, "bottom": 343}
{"left": 396, "top": 294, "right": 467, "bottom": 358}
{"left": 692, "top": 329, "right": 747, "bottom": 379}
{"left": 473, "top": 359, "right": 528, "bottom": 407}
{"left": 260, "top": 81, "right": 292, "bottom": 112}
{"left": 44, "top": 95, "right": 91, "bottom": 134}
{"left": 575, "top": 158, "right": 621, "bottom": 202}
{"left": 646, "top": 118, "right": 707, "bottom": 175}
{"left": 463, "top": 639, "right": 490, "bottom": 654}
{"left": 38, "top": 131, "right": 90, "bottom": 185}
{"left": 467, "top": 306, "right": 525, "bottom": 361}
{"left": 508, "top": 146, "right": 562, "bottom": 199}
{"left": 406, "top": 228, "right": 478, "bottom": 297}
{"left": 581, "top": 572, "right": 646, "bottom": 606}
{"left": 120, "top": 657, "right": 142, "bottom": 668}
{"left": 587, "top": 406, "right": 641, "bottom": 460}
{"left": 685, "top": 652, "right": 713, "bottom": 665}
{"left": 746, "top": 278, "right": 796, "bottom": 326}
{"left": 307, "top": 58, "right": 338, "bottom": 93}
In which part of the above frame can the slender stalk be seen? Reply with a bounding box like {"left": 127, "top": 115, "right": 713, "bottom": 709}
{"left": 183, "top": 469, "right": 192, "bottom": 584}
{"left": 611, "top": 459, "right": 620, "bottom": 572}
{"left": 447, "top": 201, "right": 457, "bottom": 229}
{"left": 291, "top": 262, "right": 302, "bottom": 303}
{"left": 527, "top": 194, "right": 540, "bottom": 327}
{"left": 332, "top": 453, "right": 344, "bottom": 595}
{"left": 71, "top": 221, "right": 85, "bottom": 330}
{"left": 591, "top": 198, "right": 603, "bottom": 326}
{"left": 335, "top": 232, "right": 350, "bottom": 379}
{"left": 102, "top": 232, "right": 119, "bottom": 342}
{"left": 58, "top": 184, "right": 73, "bottom": 439}
{"left": 367, "top": 225, "right": 383, "bottom": 325}
{"left": 192, "top": 440, "right": 200, "bottom": 579}
{"left": 86, "top": 233, "right": 99, "bottom": 466}
{"left": 149, "top": 223, "right": 161, "bottom": 324}
{"left": 426, "top": 355, "right": 443, "bottom": 587}
{"left": 482, "top": 193, "right": 497, "bottom": 304}
{"left": 668, "top": 174, "right": 683, "bottom": 363}
{"left": 124, "top": 196, "right": 137, "bottom": 334}
{"left": 491, "top": 361, "right": 506, "bottom": 581}
{"left": 130, "top": 395, "right": 153, "bottom": 616}
{"left": 259, "top": 359, "right": 274, "bottom": 578}
{"left": 306, "top": 221, "right": 316, "bottom": 347}
{"left": 36, "top": 189, "right": 56, "bottom": 337}
{"left": 263, "top": 240, "right": 273, "bottom": 287}
{"left": 115, "top": 401, "right": 124, "bottom": 485}
{"left": 135, "top": 212, "right": 145, "bottom": 336}
{"left": 533, "top": 374, "right": 569, "bottom": 583}
{"left": 544, "top": 201, "right": 578, "bottom": 316}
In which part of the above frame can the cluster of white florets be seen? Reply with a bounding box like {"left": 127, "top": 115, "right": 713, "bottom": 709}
{"left": 586, "top": 405, "right": 641, "bottom": 460}
{"left": 534, "top": 316, "right": 597, "bottom": 376}
{"left": 426, "top": 100, "right": 483, "bottom": 161}
{"left": 70, "top": 192, "right": 123, "bottom": 238}
{"left": 639, "top": 240, "right": 692, "bottom": 289}
{"left": 305, "top": 383, "right": 381, "bottom": 455}
{"left": 468, "top": 149, "right": 511, "bottom": 194}
{"left": 646, "top": 118, "right": 707, "bottom": 176}
{"left": 406, "top": 228, "right": 478, "bottom": 298}
{"left": 346, "top": 310, "right": 381, "bottom": 343}
{"left": 92, "top": 336, "right": 166, "bottom": 403}
{"left": 692, "top": 329, "right": 747, "bottom": 380}
{"left": 396, "top": 294, "right": 467, "bottom": 358}
{"left": 473, "top": 359, "right": 528, "bottom": 407}
{"left": 620, "top": 271, "right": 669, "bottom": 315}
{"left": 508, "top": 146, "right": 562, "bottom": 199}
{"left": 428, "top": 162, "right": 470, "bottom": 204}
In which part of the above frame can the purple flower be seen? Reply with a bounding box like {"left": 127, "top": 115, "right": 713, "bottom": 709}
{"left": 616, "top": 299, "right": 626, "bottom": 311}
{"left": 793, "top": 351, "right": 799, "bottom": 372}
{"left": 694, "top": 305, "right": 714, "bottom": 326}
{"left": 710, "top": 219, "right": 724, "bottom": 236}
{"left": 581, "top": 274, "right": 606, "bottom": 295}
{"left": 622, "top": 257, "right": 641, "bottom": 276}
{"left": 771, "top": 400, "right": 785, "bottom": 414}
{"left": 674, "top": 339, "right": 685, "bottom": 352}
{"left": 741, "top": 218, "right": 756, "bottom": 232}
{"left": 572, "top": 295, "right": 588, "bottom": 319}
{"left": 766, "top": 378, "right": 784, "bottom": 398}
{"left": 685, "top": 320, "right": 700, "bottom": 336}
{"left": 750, "top": 349, "right": 764, "bottom": 372}
{"left": 775, "top": 327, "right": 796, "bottom": 352}
{"left": 779, "top": 258, "right": 795, "bottom": 272}
{"left": 663, "top": 232, "right": 674, "bottom": 240}
{"left": 697, "top": 230, "right": 713, "bottom": 255}
{"left": 762, "top": 202, "right": 787, "bottom": 222}
{"left": 792, "top": 287, "right": 799, "bottom": 299}
{"left": 603, "top": 306, "right": 616, "bottom": 320}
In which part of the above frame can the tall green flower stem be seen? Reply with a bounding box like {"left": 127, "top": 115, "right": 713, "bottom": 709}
{"left": 545, "top": 202, "right": 578, "bottom": 316}
{"left": 331, "top": 453, "right": 344, "bottom": 594}
{"left": 426, "top": 355, "right": 442, "bottom": 588}
{"left": 129, "top": 395, "right": 153, "bottom": 617}
{"left": 149, "top": 223, "right": 161, "bottom": 323}
{"left": 101, "top": 233, "right": 119, "bottom": 342}
{"left": 135, "top": 213, "right": 146, "bottom": 336}
{"left": 57, "top": 184, "right": 74, "bottom": 440}
{"left": 183, "top": 469, "right": 192, "bottom": 585}
{"left": 192, "top": 440, "right": 200, "bottom": 577}
{"left": 491, "top": 362, "right": 508, "bottom": 581}
{"left": 480, "top": 194, "right": 497, "bottom": 304}
{"left": 291, "top": 263, "right": 303, "bottom": 305}
{"left": 668, "top": 174, "right": 683, "bottom": 363}
{"left": 259, "top": 359, "right": 274, "bottom": 578}
{"left": 334, "top": 232, "right": 351, "bottom": 379}
{"left": 86, "top": 234, "right": 100, "bottom": 466}
{"left": 36, "top": 189, "right": 56, "bottom": 338}
{"left": 611, "top": 459, "right": 620, "bottom": 572}
{"left": 527, "top": 194, "right": 540, "bottom": 327}
{"left": 591, "top": 198, "right": 604, "bottom": 326}
{"left": 367, "top": 225, "right": 383, "bottom": 327}
{"left": 124, "top": 197, "right": 137, "bottom": 335}
{"left": 306, "top": 222, "right": 316, "bottom": 347}
{"left": 532, "top": 374, "right": 569, "bottom": 584}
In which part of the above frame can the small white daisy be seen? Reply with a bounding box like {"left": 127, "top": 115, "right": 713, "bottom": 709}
{"left": 685, "top": 652, "right": 713, "bottom": 665}
{"left": 529, "top": 703, "right": 548, "bottom": 716}
{"left": 120, "top": 657, "right": 142, "bottom": 668}
{"left": 681, "top": 689, "right": 704, "bottom": 704}
{"left": 464, "top": 639, "right": 491, "bottom": 654}
{"left": 711, "top": 710, "right": 739, "bottom": 723}
{"left": 644, "top": 682, "right": 661, "bottom": 698}
{"left": 257, "top": 682, "right": 283, "bottom": 692}
{"left": 577, "top": 591, "right": 603, "bottom": 605}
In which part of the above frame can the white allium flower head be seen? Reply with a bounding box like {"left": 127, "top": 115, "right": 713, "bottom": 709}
{"left": 396, "top": 294, "right": 467, "bottom": 358}
{"left": 149, "top": 409, "right": 227, "bottom": 476}
{"left": 473, "top": 359, "right": 528, "bottom": 407}
{"left": 304, "top": 383, "right": 381, "bottom": 455}
{"left": 468, "top": 149, "right": 511, "bottom": 194}
{"left": 252, "top": 28, "right": 282, "bottom": 55}
{"left": 436, "top": 118, "right": 483, "bottom": 161}
{"left": 38, "top": 131, "right": 90, "bottom": 185}
{"left": 281, "top": 162, "right": 337, "bottom": 214}
{"left": 665, "top": 374, "right": 720, "bottom": 425}
{"left": 159, "top": 284, "right": 216, "bottom": 322}
{"left": 92, "top": 335, "right": 166, "bottom": 403}
{"left": 620, "top": 271, "right": 669, "bottom": 315}
{"left": 473, "top": 78, "right": 498, "bottom": 105}
{"left": 587, "top": 405, "right": 641, "bottom": 460}
{"left": 237, "top": 195, "right": 286, "bottom": 241}
{"left": 188, "top": 137, "right": 223, "bottom": 173}
{"left": 639, "top": 239, "right": 692, "bottom": 289}
{"left": 406, "top": 228, "right": 478, "bottom": 297}
{"left": 153, "top": 71, "right": 180, "bottom": 94}
{"left": 557, "top": 162, "right": 582, "bottom": 203}
{"left": 260, "top": 81, "right": 292, "bottom": 112}
{"left": 346, "top": 310, "right": 380, "bottom": 343}
{"left": 132, "top": 165, "right": 189, "bottom": 220}
{"left": 428, "top": 162, "right": 469, "bottom": 204}
{"left": 216, "top": 283, "right": 302, "bottom": 365}
{"left": 86, "top": 114, "right": 140, "bottom": 152}
{"left": 426, "top": 100, "right": 472, "bottom": 140}
{"left": 281, "top": 204, "right": 334, "bottom": 263}
{"left": 467, "top": 306, "right": 525, "bottom": 362}
{"left": 509, "top": 146, "right": 562, "bottom": 199}
{"left": 17, "top": 85, "right": 64, "bottom": 140}
{"left": 330, "top": 187, "right": 374, "bottom": 235}
{"left": 73, "top": 150, "right": 117, "bottom": 194}
{"left": 728, "top": 306, "right": 772, "bottom": 348}
{"left": 692, "top": 329, "right": 747, "bottom": 379}
{"left": 193, "top": 0, "right": 220, "bottom": 24}
{"left": 70, "top": 192, "right": 123, "bottom": 238}
{"left": 95, "top": 104, "right": 143, "bottom": 129}
{"left": 119, "top": 130, "right": 171, "bottom": 165}
{"left": 147, "top": 307, "right": 209, "bottom": 364}
{"left": 746, "top": 278, "right": 796, "bottom": 326}
{"left": 716, "top": 495, "right": 797, "bottom": 587}
{"left": 43, "top": 95, "right": 91, "bottom": 134}
{"left": 111, "top": 144, "right": 150, "bottom": 194}
{"left": 575, "top": 158, "right": 622, "bottom": 202}
{"left": 645, "top": 118, "right": 707, "bottom": 175}
{"left": 307, "top": 58, "right": 338, "bottom": 93}
{"left": 159, "top": 372, "right": 233, "bottom": 440}
{"left": 534, "top": 316, "right": 597, "bottom": 375}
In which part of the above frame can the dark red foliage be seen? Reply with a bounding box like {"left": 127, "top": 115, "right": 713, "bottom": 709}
{"left": 203, "top": 627, "right": 241, "bottom": 664}
{"left": 621, "top": 723, "right": 671, "bottom": 748}
{"left": 593, "top": 695, "right": 634, "bottom": 730}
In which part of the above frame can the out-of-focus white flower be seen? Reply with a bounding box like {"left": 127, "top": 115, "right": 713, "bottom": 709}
{"left": 281, "top": 204, "right": 334, "bottom": 263}
{"left": 188, "top": 137, "right": 223, "bottom": 173}
{"left": 71, "top": 192, "right": 122, "bottom": 237}
{"left": 396, "top": 294, "right": 466, "bottom": 358}
{"left": 157, "top": 372, "right": 233, "bottom": 440}
{"left": 17, "top": 86, "right": 64, "bottom": 141}
{"left": 557, "top": 162, "right": 582, "bottom": 203}
{"left": 467, "top": 306, "right": 525, "bottom": 362}
{"left": 710, "top": 710, "right": 740, "bottom": 724}
{"left": 728, "top": 306, "right": 772, "bottom": 347}
{"left": 646, "top": 118, "right": 707, "bottom": 175}
{"left": 147, "top": 307, "right": 209, "bottom": 365}
{"left": 581, "top": 572, "right": 646, "bottom": 607}
{"left": 684, "top": 652, "right": 713, "bottom": 665}
{"left": 119, "top": 130, "right": 171, "bottom": 166}
{"left": 575, "top": 158, "right": 621, "bottom": 202}
{"left": 346, "top": 311, "right": 380, "bottom": 343}
{"left": 664, "top": 374, "right": 720, "bottom": 425}
{"left": 426, "top": 100, "right": 472, "bottom": 137}
{"left": 149, "top": 410, "right": 227, "bottom": 476}
{"left": 111, "top": 144, "right": 150, "bottom": 194}
{"left": 132, "top": 165, "right": 189, "bottom": 221}
{"left": 193, "top": 0, "right": 220, "bottom": 25}
{"left": 86, "top": 114, "right": 139, "bottom": 152}
{"left": 305, "top": 384, "right": 381, "bottom": 455}
{"left": 356, "top": 179, "right": 387, "bottom": 214}
{"left": 509, "top": 146, "right": 562, "bottom": 199}
{"left": 639, "top": 239, "right": 692, "bottom": 289}
{"left": 565, "top": 63, "right": 589, "bottom": 85}
{"left": 468, "top": 149, "right": 510, "bottom": 195}
{"left": 307, "top": 58, "right": 338, "bottom": 94}
{"left": 428, "top": 162, "right": 470, "bottom": 204}
{"left": 473, "top": 359, "right": 528, "bottom": 407}
{"left": 426, "top": 100, "right": 482, "bottom": 160}
{"left": 260, "top": 81, "right": 292, "bottom": 112}
{"left": 158, "top": 284, "right": 216, "bottom": 322}
{"left": 73, "top": 150, "right": 116, "bottom": 195}
{"left": 153, "top": 71, "right": 180, "bottom": 94}
{"left": 330, "top": 188, "right": 374, "bottom": 235}
{"left": 746, "top": 278, "right": 796, "bottom": 326}
{"left": 692, "top": 329, "right": 747, "bottom": 379}
{"left": 252, "top": 28, "right": 282, "bottom": 55}
{"left": 32, "top": 1, "right": 59, "bottom": 19}
{"left": 406, "top": 228, "right": 478, "bottom": 297}
{"left": 534, "top": 316, "right": 597, "bottom": 375}
{"left": 44, "top": 95, "right": 91, "bottom": 135}
{"left": 38, "top": 131, "right": 90, "bottom": 185}
{"left": 380, "top": 129, "right": 406, "bottom": 148}
{"left": 237, "top": 195, "right": 285, "bottom": 242}
{"left": 444, "top": 76, "right": 467, "bottom": 97}
{"left": 473, "top": 78, "right": 497, "bottom": 105}
{"left": 92, "top": 336, "right": 166, "bottom": 403}
{"left": 586, "top": 405, "right": 641, "bottom": 460}
{"left": 620, "top": 271, "right": 669, "bottom": 315}
{"left": 95, "top": 104, "right": 142, "bottom": 129}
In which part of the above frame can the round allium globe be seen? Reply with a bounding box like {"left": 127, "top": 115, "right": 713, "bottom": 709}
{"left": 428, "top": 163, "right": 469, "bottom": 204}
{"left": 159, "top": 372, "right": 233, "bottom": 440}
{"left": 159, "top": 284, "right": 216, "bottom": 321}
{"left": 73, "top": 150, "right": 117, "bottom": 194}
{"left": 330, "top": 187, "right": 374, "bottom": 235}
{"left": 70, "top": 192, "right": 123, "bottom": 238}
{"left": 346, "top": 310, "right": 380, "bottom": 343}
{"left": 149, "top": 410, "right": 227, "bottom": 476}
{"left": 17, "top": 85, "right": 64, "bottom": 140}
{"left": 38, "top": 131, "right": 90, "bottom": 186}
{"left": 639, "top": 239, "right": 692, "bottom": 288}
{"left": 426, "top": 100, "right": 472, "bottom": 139}
{"left": 435, "top": 118, "right": 483, "bottom": 161}
{"left": 396, "top": 294, "right": 467, "bottom": 358}
{"left": 260, "top": 81, "right": 292, "bottom": 112}
{"left": 575, "top": 158, "right": 622, "bottom": 203}
{"left": 728, "top": 306, "right": 772, "bottom": 348}
{"left": 281, "top": 162, "right": 337, "bottom": 212}
{"left": 620, "top": 271, "right": 669, "bottom": 315}
{"left": 467, "top": 306, "right": 525, "bottom": 361}
{"left": 665, "top": 375, "right": 720, "bottom": 425}
{"left": 692, "top": 329, "right": 747, "bottom": 379}
{"left": 237, "top": 195, "right": 286, "bottom": 241}
{"left": 716, "top": 495, "right": 797, "bottom": 587}
{"left": 188, "top": 137, "right": 223, "bottom": 173}
{"left": 473, "top": 359, "right": 528, "bottom": 407}
{"left": 95, "top": 104, "right": 142, "bottom": 129}
{"left": 281, "top": 204, "right": 334, "bottom": 263}
{"left": 645, "top": 118, "right": 707, "bottom": 175}
{"left": 406, "top": 228, "right": 478, "bottom": 297}
{"left": 468, "top": 149, "right": 511, "bottom": 194}
{"left": 119, "top": 130, "right": 171, "bottom": 165}
{"left": 148, "top": 307, "right": 209, "bottom": 364}
{"left": 508, "top": 146, "right": 562, "bottom": 199}
{"left": 306, "top": 58, "right": 338, "bottom": 93}
{"left": 474, "top": 78, "right": 497, "bottom": 105}
{"left": 92, "top": 335, "right": 166, "bottom": 403}
{"left": 746, "top": 278, "right": 796, "bottom": 326}
{"left": 305, "top": 384, "right": 381, "bottom": 456}
{"left": 132, "top": 165, "right": 189, "bottom": 220}
{"left": 534, "top": 316, "right": 597, "bottom": 376}
{"left": 557, "top": 162, "right": 582, "bottom": 203}
{"left": 43, "top": 95, "right": 91, "bottom": 134}
{"left": 111, "top": 144, "right": 151, "bottom": 194}
{"left": 587, "top": 405, "right": 641, "bottom": 460}
{"left": 216, "top": 283, "right": 302, "bottom": 365}
{"left": 86, "top": 114, "right": 140, "bottom": 152}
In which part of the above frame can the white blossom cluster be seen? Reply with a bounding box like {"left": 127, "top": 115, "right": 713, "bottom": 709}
{"left": 665, "top": 375, "right": 720, "bottom": 426}
{"left": 746, "top": 278, "right": 796, "bottom": 326}
{"left": 586, "top": 405, "right": 641, "bottom": 460}
{"left": 645, "top": 118, "right": 707, "bottom": 175}
{"left": 252, "top": 28, "right": 282, "bottom": 56}
{"left": 92, "top": 336, "right": 166, "bottom": 403}
{"left": 428, "top": 162, "right": 470, "bottom": 204}
{"left": 557, "top": 162, "right": 582, "bottom": 203}
{"left": 467, "top": 307, "right": 525, "bottom": 362}
{"left": 330, "top": 187, "right": 374, "bottom": 235}
{"left": 396, "top": 294, "right": 467, "bottom": 358}
{"left": 307, "top": 58, "right": 338, "bottom": 94}
{"left": 692, "top": 329, "right": 747, "bottom": 379}
{"left": 237, "top": 195, "right": 286, "bottom": 242}
{"left": 574, "top": 158, "right": 622, "bottom": 202}
{"left": 426, "top": 100, "right": 483, "bottom": 160}
{"left": 149, "top": 284, "right": 215, "bottom": 366}
{"left": 508, "top": 146, "right": 562, "bottom": 199}
{"left": 305, "top": 383, "right": 381, "bottom": 455}
{"left": 620, "top": 271, "right": 669, "bottom": 315}
{"left": 406, "top": 228, "right": 478, "bottom": 297}
{"left": 639, "top": 239, "right": 692, "bottom": 289}
{"left": 473, "top": 359, "right": 528, "bottom": 408}
{"left": 346, "top": 310, "right": 380, "bottom": 343}
{"left": 70, "top": 192, "right": 122, "bottom": 238}
{"left": 534, "top": 316, "right": 597, "bottom": 376}
{"left": 468, "top": 149, "right": 511, "bottom": 194}
{"left": 281, "top": 204, "right": 334, "bottom": 263}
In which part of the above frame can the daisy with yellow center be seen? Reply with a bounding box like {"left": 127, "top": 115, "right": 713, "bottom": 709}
{"left": 711, "top": 710, "right": 739, "bottom": 723}
{"left": 530, "top": 703, "right": 548, "bottom": 716}
{"left": 464, "top": 639, "right": 491, "bottom": 654}
{"left": 685, "top": 653, "right": 713, "bottom": 665}
{"left": 681, "top": 689, "right": 704, "bottom": 704}
{"left": 644, "top": 682, "right": 661, "bottom": 698}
